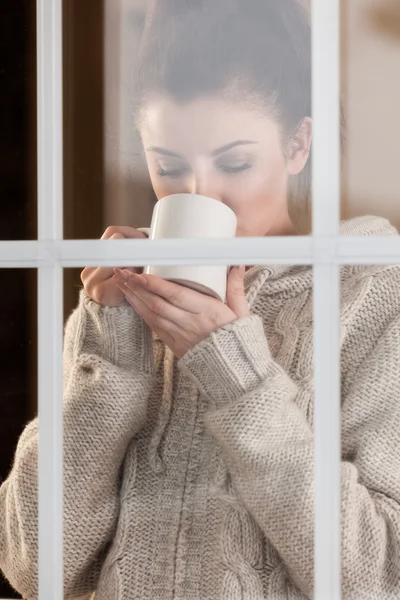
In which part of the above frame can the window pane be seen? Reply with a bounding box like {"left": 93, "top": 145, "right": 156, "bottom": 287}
{"left": 62, "top": 263, "right": 319, "bottom": 599}
{"left": 66, "top": 0, "right": 316, "bottom": 239}
{"left": 341, "top": 0, "right": 400, "bottom": 230}
{"left": 339, "top": 261, "right": 400, "bottom": 598}
{"left": 63, "top": 1, "right": 109, "bottom": 241}
{"left": 0, "top": 3, "right": 37, "bottom": 241}
{"left": 0, "top": 268, "right": 36, "bottom": 599}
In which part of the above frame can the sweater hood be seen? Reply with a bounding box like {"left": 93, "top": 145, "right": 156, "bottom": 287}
{"left": 243, "top": 215, "right": 399, "bottom": 308}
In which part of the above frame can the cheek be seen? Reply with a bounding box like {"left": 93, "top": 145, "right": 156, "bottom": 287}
{"left": 227, "top": 159, "right": 287, "bottom": 213}
{"left": 147, "top": 167, "right": 176, "bottom": 200}
{"left": 151, "top": 178, "right": 168, "bottom": 200}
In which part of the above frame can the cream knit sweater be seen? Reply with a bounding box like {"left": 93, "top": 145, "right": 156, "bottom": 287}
{"left": 1, "top": 215, "right": 400, "bottom": 600}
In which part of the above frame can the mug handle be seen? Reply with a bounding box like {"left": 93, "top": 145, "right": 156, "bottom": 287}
{"left": 137, "top": 227, "right": 151, "bottom": 237}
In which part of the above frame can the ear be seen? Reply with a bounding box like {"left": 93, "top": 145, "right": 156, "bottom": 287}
{"left": 285, "top": 117, "right": 312, "bottom": 176}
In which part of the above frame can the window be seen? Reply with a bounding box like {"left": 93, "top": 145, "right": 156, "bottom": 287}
{"left": 1, "top": 1, "right": 400, "bottom": 598}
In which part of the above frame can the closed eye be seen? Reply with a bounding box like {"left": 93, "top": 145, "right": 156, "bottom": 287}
{"left": 156, "top": 166, "right": 190, "bottom": 179}
{"left": 218, "top": 163, "right": 252, "bottom": 175}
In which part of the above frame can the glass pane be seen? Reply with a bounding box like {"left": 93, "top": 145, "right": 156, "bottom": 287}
{"left": 62, "top": 263, "right": 318, "bottom": 599}
{"left": 62, "top": 0, "right": 156, "bottom": 242}
{"left": 65, "top": 0, "right": 314, "bottom": 240}
{"left": 0, "top": 268, "right": 36, "bottom": 599}
{"left": 339, "top": 262, "right": 400, "bottom": 598}
{"left": 0, "top": 4, "right": 37, "bottom": 240}
{"left": 341, "top": 0, "right": 400, "bottom": 231}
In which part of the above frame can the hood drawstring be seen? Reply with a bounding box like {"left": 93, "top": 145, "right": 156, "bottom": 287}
{"left": 245, "top": 267, "right": 272, "bottom": 309}
{"left": 147, "top": 344, "right": 175, "bottom": 474}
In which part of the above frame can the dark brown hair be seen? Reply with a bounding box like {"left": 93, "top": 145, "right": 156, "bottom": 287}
{"left": 134, "top": 0, "right": 313, "bottom": 232}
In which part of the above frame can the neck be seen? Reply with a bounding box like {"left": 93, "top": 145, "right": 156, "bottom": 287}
{"left": 245, "top": 220, "right": 298, "bottom": 271}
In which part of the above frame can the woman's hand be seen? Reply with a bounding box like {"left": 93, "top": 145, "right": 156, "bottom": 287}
{"left": 81, "top": 226, "right": 147, "bottom": 307}
{"left": 113, "top": 265, "right": 249, "bottom": 358}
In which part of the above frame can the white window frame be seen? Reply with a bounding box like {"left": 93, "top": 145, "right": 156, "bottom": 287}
{"left": 1, "top": 1, "right": 400, "bottom": 598}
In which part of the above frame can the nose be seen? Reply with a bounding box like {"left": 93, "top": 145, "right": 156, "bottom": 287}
{"left": 189, "top": 171, "right": 222, "bottom": 202}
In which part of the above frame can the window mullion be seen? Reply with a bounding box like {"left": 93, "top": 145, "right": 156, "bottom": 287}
{"left": 37, "top": 1, "right": 64, "bottom": 599}
{"left": 312, "top": 0, "right": 342, "bottom": 596}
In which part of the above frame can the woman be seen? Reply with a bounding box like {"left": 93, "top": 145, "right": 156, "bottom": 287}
{"left": 1, "top": 0, "right": 400, "bottom": 599}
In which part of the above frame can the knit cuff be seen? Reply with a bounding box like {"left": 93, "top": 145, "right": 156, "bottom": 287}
{"left": 178, "top": 314, "right": 280, "bottom": 408}
{"left": 66, "top": 288, "right": 154, "bottom": 374}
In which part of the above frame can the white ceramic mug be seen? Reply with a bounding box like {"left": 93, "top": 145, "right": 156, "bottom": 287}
{"left": 138, "top": 193, "right": 237, "bottom": 303}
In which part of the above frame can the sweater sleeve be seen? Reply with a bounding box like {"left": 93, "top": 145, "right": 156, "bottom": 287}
{"left": 178, "top": 313, "right": 400, "bottom": 600}
{"left": 0, "top": 289, "right": 155, "bottom": 600}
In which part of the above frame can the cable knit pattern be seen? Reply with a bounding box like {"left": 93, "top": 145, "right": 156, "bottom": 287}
{"left": 147, "top": 345, "right": 175, "bottom": 475}
{"left": 1, "top": 215, "right": 400, "bottom": 600}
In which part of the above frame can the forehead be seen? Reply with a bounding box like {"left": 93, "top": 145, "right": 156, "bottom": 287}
{"left": 139, "top": 95, "right": 280, "bottom": 155}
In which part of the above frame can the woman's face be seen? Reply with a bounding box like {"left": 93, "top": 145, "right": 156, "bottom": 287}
{"left": 139, "top": 96, "right": 311, "bottom": 237}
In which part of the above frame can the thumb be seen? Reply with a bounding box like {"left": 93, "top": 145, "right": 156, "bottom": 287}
{"left": 226, "top": 265, "right": 249, "bottom": 318}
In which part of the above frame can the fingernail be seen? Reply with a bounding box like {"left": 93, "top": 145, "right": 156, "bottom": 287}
{"left": 113, "top": 267, "right": 129, "bottom": 282}
{"left": 238, "top": 265, "right": 245, "bottom": 277}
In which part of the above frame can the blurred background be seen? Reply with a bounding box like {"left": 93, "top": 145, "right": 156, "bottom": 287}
{"left": 1, "top": 0, "right": 400, "bottom": 596}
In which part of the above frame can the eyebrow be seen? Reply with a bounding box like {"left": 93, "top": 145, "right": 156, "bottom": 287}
{"left": 146, "top": 146, "right": 183, "bottom": 159}
{"left": 146, "top": 140, "right": 258, "bottom": 159}
{"left": 211, "top": 140, "right": 258, "bottom": 156}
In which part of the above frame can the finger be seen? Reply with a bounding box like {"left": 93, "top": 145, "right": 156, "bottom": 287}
{"left": 116, "top": 281, "right": 175, "bottom": 348}
{"left": 82, "top": 233, "right": 125, "bottom": 284}
{"left": 138, "top": 273, "right": 218, "bottom": 313}
{"left": 95, "top": 234, "right": 128, "bottom": 282}
{"left": 101, "top": 225, "right": 147, "bottom": 240}
{"left": 105, "top": 231, "right": 145, "bottom": 274}
{"left": 114, "top": 277, "right": 184, "bottom": 336}
{"left": 88, "top": 276, "right": 126, "bottom": 306}
{"left": 117, "top": 271, "right": 189, "bottom": 327}
{"left": 82, "top": 266, "right": 140, "bottom": 289}
{"left": 226, "top": 265, "right": 249, "bottom": 318}
{"left": 83, "top": 233, "right": 142, "bottom": 287}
